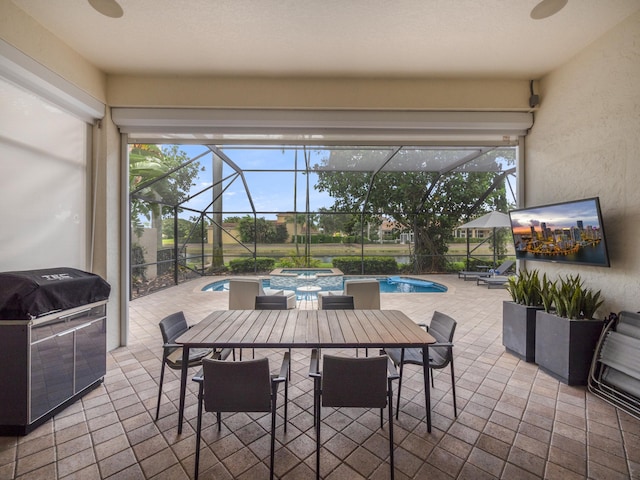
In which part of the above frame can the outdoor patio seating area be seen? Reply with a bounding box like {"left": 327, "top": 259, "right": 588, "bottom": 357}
{"left": 1, "top": 274, "right": 639, "bottom": 479}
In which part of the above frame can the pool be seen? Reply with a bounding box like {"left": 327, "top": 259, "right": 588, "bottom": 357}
{"left": 202, "top": 276, "right": 447, "bottom": 294}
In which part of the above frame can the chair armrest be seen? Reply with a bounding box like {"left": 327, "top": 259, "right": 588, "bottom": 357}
{"left": 273, "top": 351, "right": 291, "bottom": 384}
{"left": 386, "top": 355, "right": 400, "bottom": 381}
{"left": 308, "top": 348, "right": 321, "bottom": 378}
{"left": 213, "top": 348, "right": 233, "bottom": 360}
{"left": 192, "top": 368, "right": 204, "bottom": 383}
{"left": 427, "top": 342, "right": 454, "bottom": 362}
{"left": 417, "top": 323, "right": 428, "bottom": 331}
{"left": 431, "top": 342, "right": 454, "bottom": 348}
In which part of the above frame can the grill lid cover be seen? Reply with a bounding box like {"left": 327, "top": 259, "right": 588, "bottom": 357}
{"left": 0, "top": 268, "right": 111, "bottom": 320}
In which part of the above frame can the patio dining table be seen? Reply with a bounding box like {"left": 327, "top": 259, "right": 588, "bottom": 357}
{"left": 175, "top": 309, "right": 436, "bottom": 433}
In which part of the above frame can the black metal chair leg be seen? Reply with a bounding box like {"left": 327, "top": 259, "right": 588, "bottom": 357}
{"left": 315, "top": 381, "right": 321, "bottom": 480}
{"left": 194, "top": 382, "right": 204, "bottom": 480}
{"left": 388, "top": 382, "right": 395, "bottom": 480}
{"left": 450, "top": 359, "right": 458, "bottom": 417}
{"left": 395, "top": 349, "right": 405, "bottom": 420}
{"left": 284, "top": 373, "right": 289, "bottom": 433}
{"left": 270, "top": 383, "right": 277, "bottom": 480}
{"left": 155, "top": 361, "right": 166, "bottom": 420}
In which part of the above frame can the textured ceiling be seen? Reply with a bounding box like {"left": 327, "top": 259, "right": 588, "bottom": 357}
{"left": 10, "top": 0, "right": 640, "bottom": 78}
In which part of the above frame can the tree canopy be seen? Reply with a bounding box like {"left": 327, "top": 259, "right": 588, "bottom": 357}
{"left": 129, "top": 144, "right": 202, "bottom": 238}
{"left": 237, "top": 216, "right": 289, "bottom": 244}
{"left": 314, "top": 149, "right": 513, "bottom": 271}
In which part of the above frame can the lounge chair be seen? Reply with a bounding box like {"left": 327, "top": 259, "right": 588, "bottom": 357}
{"left": 317, "top": 278, "right": 380, "bottom": 309}
{"left": 228, "top": 277, "right": 296, "bottom": 309}
{"left": 457, "top": 260, "right": 514, "bottom": 281}
{"left": 476, "top": 275, "right": 512, "bottom": 288}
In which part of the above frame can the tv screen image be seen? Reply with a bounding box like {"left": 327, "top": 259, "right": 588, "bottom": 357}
{"left": 508, "top": 197, "right": 610, "bottom": 267}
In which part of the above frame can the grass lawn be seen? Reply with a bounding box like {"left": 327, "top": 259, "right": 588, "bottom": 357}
{"left": 172, "top": 241, "right": 513, "bottom": 262}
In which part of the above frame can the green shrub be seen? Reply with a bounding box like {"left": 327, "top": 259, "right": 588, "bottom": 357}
{"left": 332, "top": 256, "right": 398, "bottom": 274}
{"left": 131, "top": 243, "right": 147, "bottom": 281}
{"left": 278, "top": 252, "right": 322, "bottom": 268}
{"left": 228, "top": 257, "right": 276, "bottom": 273}
{"left": 290, "top": 234, "right": 339, "bottom": 244}
{"left": 446, "top": 261, "right": 466, "bottom": 273}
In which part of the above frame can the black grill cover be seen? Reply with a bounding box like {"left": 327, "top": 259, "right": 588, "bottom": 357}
{"left": 0, "top": 268, "right": 111, "bottom": 320}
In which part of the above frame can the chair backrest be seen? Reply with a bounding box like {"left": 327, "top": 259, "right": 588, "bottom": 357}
{"left": 202, "top": 358, "right": 272, "bottom": 413}
{"left": 255, "top": 295, "right": 288, "bottom": 310}
{"left": 322, "top": 355, "right": 388, "bottom": 408}
{"left": 494, "top": 260, "right": 515, "bottom": 275}
{"left": 159, "top": 311, "right": 189, "bottom": 344}
{"left": 428, "top": 311, "right": 457, "bottom": 368}
{"left": 344, "top": 279, "right": 381, "bottom": 309}
{"left": 321, "top": 295, "right": 355, "bottom": 310}
{"left": 228, "top": 277, "right": 264, "bottom": 309}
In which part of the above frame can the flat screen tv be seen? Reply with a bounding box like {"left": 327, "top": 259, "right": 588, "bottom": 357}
{"left": 508, "top": 197, "right": 610, "bottom": 267}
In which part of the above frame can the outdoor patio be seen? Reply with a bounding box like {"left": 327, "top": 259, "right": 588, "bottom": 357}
{"left": 1, "top": 274, "right": 638, "bottom": 479}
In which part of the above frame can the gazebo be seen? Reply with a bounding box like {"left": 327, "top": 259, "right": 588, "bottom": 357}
{"left": 458, "top": 211, "right": 512, "bottom": 269}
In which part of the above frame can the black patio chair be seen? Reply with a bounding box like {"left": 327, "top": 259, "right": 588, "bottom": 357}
{"left": 156, "top": 311, "right": 232, "bottom": 421}
{"left": 384, "top": 310, "right": 458, "bottom": 419}
{"left": 193, "top": 353, "right": 290, "bottom": 480}
{"left": 320, "top": 294, "right": 355, "bottom": 310}
{"left": 309, "top": 351, "right": 398, "bottom": 480}
{"left": 255, "top": 294, "right": 290, "bottom": 309}
{"left": 245, "top": 294, "right": 291, "bottom": 361}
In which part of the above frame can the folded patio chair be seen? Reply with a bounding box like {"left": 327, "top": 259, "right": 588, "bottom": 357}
{"left": 588, "top": 311, "right": 640, "bottom": 420}
{"left": 228, "top": 277, "right": 296, "bottom": 309}
{"left": 458, "top": 259, "right": 514, "bottom": 281}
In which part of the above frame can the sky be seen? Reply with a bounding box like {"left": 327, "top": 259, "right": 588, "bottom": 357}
{"left": 147, "top": 143, "right": 519, "bottom": 224}
{"left": 177, "top": 145, "right": 334, "bottom": 220}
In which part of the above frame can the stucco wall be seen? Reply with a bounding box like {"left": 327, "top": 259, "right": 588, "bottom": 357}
{"left": 0, "top": 1, "right": 106, "bottom": 103}
{"left": 525, "top": 11, "right": 640, "bottom": 313}
{"left": 106, "top": 75, "right": 531, "bottom": 111}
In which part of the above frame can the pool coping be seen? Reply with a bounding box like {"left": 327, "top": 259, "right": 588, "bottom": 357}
{"left": 201, "top": 273, "right": 450, "bottom": 293}
{"left": 269, "top": 268, "right": 344, "bottom": 278}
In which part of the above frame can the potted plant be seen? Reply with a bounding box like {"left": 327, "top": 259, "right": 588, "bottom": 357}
{"left": 535, "top": 274, "right": 606, "bottom": 385}
{"left": 503, "top": 269, "right": 547, "bottom": 362}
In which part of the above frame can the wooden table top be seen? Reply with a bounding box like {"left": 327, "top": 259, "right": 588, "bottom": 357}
{"left": 176, "top": 309, "right": 435, "bottom": 349}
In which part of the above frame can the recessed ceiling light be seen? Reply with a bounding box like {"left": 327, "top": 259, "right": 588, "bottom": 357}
{"left": 530, "top": 0, "right": 568, "bottom": 20}
{"left": 88, "top": 0, "right": 123, "bottom": 18}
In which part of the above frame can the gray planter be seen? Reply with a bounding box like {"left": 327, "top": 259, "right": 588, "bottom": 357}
{"left": 534, "top": 310, "right": 605, "bottom": 385}
{"left": 502, "top": 301, "right": 542, "bottom": 362}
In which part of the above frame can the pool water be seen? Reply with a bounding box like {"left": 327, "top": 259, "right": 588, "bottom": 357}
{"left": 202, "top": 276, "right": 447, "bottom": 293}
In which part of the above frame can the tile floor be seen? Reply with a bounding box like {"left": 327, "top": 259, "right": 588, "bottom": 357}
{"left": 1, "top": 275, "right": 639, "bottom": 479}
